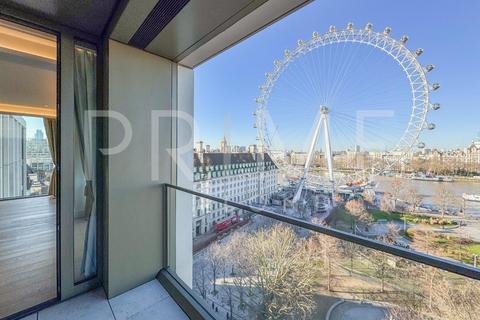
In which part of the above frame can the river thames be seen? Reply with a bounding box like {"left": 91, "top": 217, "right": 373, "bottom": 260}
{"left": 373, "top": 176, "right": 480, "bottom": 215}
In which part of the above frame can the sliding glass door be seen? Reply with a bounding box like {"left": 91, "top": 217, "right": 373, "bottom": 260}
{"left": 0, "top": 18, "right": 58, "bottom": 318}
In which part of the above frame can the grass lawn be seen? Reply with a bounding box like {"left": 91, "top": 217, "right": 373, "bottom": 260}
{"left": 408, "top": 229, "right": 480, "bottom": 264}
{"left": 368, "top": 209, "right": 403, "bottom": 222}
{"left": 464, "top": 243, "right": 480, "bottom": 255}
{"left": 368, "top": 208, "right": 457, "bottom": 227}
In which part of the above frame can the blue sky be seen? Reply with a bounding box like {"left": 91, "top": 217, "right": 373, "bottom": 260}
{"left": 25, "top": 116, "right": 45, "bottom": 138}
{"left": 194, "top": 0, "right": 480, "bottom": 151}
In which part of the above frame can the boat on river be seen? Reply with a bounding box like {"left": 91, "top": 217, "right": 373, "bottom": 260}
{"left": 462, "top": 193, "right": 480, "bottom": 202}
{"left": 410, "top": 174, "right": 453, "bottom": 182}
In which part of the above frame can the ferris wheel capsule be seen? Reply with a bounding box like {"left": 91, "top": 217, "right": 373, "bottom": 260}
{"left": 253, "top": 123, "right": 257, "bottom": 129}
{"left": 431, "top": 103, "right": 441, "bottom": 110}
{"left": 427, "top": 123, "right": 436, "bottom": 130}
{"left": 365, "top": 23, "right": 373, "bottom": 31}
{"left": 415, "top": 48, "right": 424, "bottom": 56}
{"left": 383, "top": 27, "right": 392, "bottom": 35}
{"left": 347, "top": 22, "right": 354, "bottom": 30}
{"left": 425, "top": 64, "right": 435, "bottom": 72}
{"left": 312, "top": 31, "right": 319, "bottom": 39}
{"left": 431, "top": 83, "right": 440, "bottom": 91}
{"left": 297, "top": 39, "right": 306, "bottom": 47}
{"left": 400, "top": 35, "right": 409, "bottom": 44}
{"left": 418, "top": 142, "right": 426, "bottom": 149}
{"left": 284, "top": 49, "right": 291, "bottom": 58}
{"left": 329, "top": 25, "right": 336, "bottom": 33}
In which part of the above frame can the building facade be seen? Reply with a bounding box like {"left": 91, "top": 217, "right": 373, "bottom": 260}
{"left": 193, "top": 152, "right": 278, "bottom": 236}
{"left": 26, "top": 129, "right": 53, "bottom": 195}
{"left": 0, "top": 114, "right": 27, "bottom": 198}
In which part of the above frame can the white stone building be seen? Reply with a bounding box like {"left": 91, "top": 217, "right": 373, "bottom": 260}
{"left": 466, "top": 139, "right": 480, "bottom": 165}
{"left": 192, "top": 152, "right": 278, "bottom": 236}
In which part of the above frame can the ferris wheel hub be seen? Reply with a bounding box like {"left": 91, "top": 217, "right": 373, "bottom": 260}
{"left": 320, "top": 105, "right": 329, "bottom": 114}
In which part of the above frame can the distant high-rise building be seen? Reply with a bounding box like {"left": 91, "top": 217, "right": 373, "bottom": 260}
{"left": 0, "top": 115, "right": 27, "bottom": 198}
{"left": 26, "top": 130, "right": 53, "bottom": 176}
{"left": 34, "top": 129, "right": 44, "bottom": 140}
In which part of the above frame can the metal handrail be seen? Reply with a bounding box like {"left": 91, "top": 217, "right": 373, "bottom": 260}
{"left": 164, "top": 183, "right": 480, "bottom": 281}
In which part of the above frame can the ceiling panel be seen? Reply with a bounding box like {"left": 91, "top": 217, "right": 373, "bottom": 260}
{"left": 109, "top": 0, "right": 159, "bottom": 44}
{"left": 145, "top": 0, "right": 266, "bottom": 60}
{"left": 129, "top": 0, "right": 189, "bottom": 49}
{"left": 1, "top": 0, "right": 117, "bottom": 36}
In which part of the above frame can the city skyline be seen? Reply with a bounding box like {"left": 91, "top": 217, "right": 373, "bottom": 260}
{"left": 194, "top": 0, "right": 480, "bottom": 151}
{"left": 195, "top": 136, "right": 480, "bottom": 154}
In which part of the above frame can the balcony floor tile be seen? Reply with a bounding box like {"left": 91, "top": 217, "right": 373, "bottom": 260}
{"left": 21, "top": 280, "right": 187, "bottom": 320}
{"left": 38, "top": 288, "right": 114, "bottom": 320}
{"left": 109, "top": 280, "right": 171, "bottom": 320}
{"left": 127, "top": 296, "right": 188, "bottom": 320}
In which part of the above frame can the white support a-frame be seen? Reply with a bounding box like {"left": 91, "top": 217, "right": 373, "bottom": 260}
{"left": 292, "top": 106, "right": 335, "bottom": 204}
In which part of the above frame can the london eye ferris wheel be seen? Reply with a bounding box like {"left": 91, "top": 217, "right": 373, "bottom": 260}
{"left": 254, "top": 23, "right": 441, "bottom": 202}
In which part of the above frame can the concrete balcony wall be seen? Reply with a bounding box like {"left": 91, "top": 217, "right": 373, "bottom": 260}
{"left": 107, "top": 40, "right": 177, "bottom": 298}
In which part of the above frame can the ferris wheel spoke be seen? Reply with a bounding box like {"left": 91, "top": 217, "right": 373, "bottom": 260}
{"left": 327, "top": 40, "right": 372, "bottom": 107}
{"left": 330, "top": 43, "right": 392, "bottom": 105}
{"left": 332, "top": 111, "right": 411, "bottom": 135}
{"left": 331, "top": 116, "right": 396, "bottom": 147}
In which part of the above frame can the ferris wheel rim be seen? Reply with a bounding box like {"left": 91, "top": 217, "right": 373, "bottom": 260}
{"left": 255, "top": 24, "right": 436, "bottom": 185}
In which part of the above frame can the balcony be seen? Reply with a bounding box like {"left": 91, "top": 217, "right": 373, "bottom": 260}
{"left": 18, "top": 280, "right": 187, "bottom": 320}
{"left": 165, "top": 184, "right": 480, "bottom": 320}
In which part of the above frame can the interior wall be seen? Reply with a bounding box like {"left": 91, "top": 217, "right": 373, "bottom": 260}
{"left": 106, "top": 40, "right": 174, "bottom": 298}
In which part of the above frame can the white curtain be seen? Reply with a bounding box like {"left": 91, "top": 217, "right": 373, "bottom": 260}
{"left": 74, "top": 45, "right": 97, "bottom": 279}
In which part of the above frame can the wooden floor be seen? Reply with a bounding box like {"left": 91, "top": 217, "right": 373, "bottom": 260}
{"left": 0, "top": 196, "right": 57, "bottom": 318}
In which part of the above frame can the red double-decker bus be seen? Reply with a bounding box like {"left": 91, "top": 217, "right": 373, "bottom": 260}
{"left": 214, "top": 214, "right": 239, "bottom": 233}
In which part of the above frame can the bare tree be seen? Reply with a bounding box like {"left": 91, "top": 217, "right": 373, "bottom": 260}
{"left": 409, "top": 230, "right": 436, "bottom": 256}
{"left": 370, "top": 251, "right": 393, "bottom": 293}
{"left": 345, "top": 199, "right": 372, "bottom": 232}
{"left": 411, "top": 265, "right": 480, "bottom": 320}
{"left": 194, "top": 260, "right": 209, "bottom": 300}
{"left": 430, "top": 276, "right": 480, "bottom": 320}
{"left": 362, "top": 189, "right": 375, "bottom": 207}
{"left": 310, "top": 233, "right": 342, "bottom": 291}
{"left": 380, "top": 193, "right": 395, "bottom": 212}
{"left": 206, "top": 242, "right": 225, "bottom": 295}
{"left": 244, "top": 225, "right": 317, "bottom": 319}
{"left": 380, "top": 222, "right": 399, "bottom": 245}
{"left": 342, "top": 241, "right": 358, "bottom": 276}
{"left": 389, "top": 177, "right": 405, "bottom": 209}
{"left": 432, "top": 184, "right": 455, "bottom": 218}
{"left": 224, "top": 231, "right": 249, "bottom": 311}
{"left": 405, "top": 185, "right": 423, "bottom": 213}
